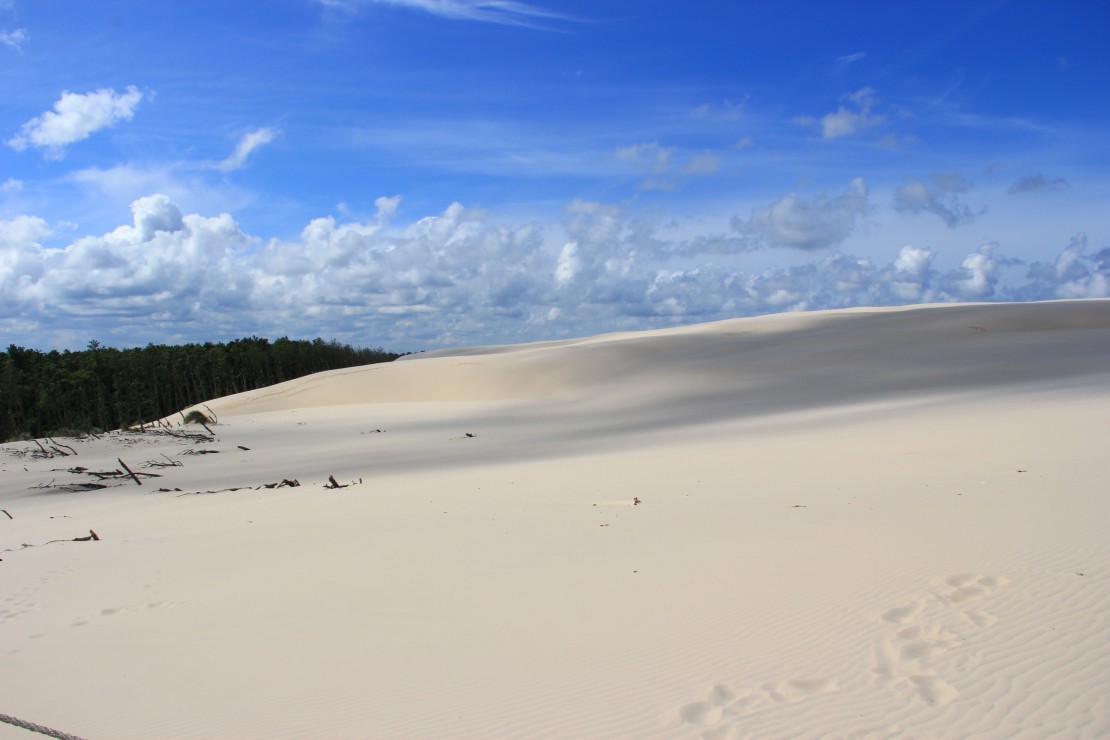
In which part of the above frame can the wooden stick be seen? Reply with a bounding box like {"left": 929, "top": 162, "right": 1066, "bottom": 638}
{"left": 49, "top": 438, "right": 78, "bottom": 456}
{"left": 117, "top": 458, "right": 143, "bottom": 486}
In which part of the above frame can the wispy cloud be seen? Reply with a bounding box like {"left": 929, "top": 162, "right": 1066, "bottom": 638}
{"left": 1007, "top": 173, "right": 1069, "bottom": 195}
{"left": 216, "top": 127, "right": 279, "bottom": 172}
{"left": 321, "top": 0, "right": 574, "bottom": 27}
{"left": 1, "top": 27, "right": 26, "bottom": 50}
{"left": 834, "top": 51, "right": 867, "bottom": 73}
{"left": 8, "top": 86, "right": 143, "bottom": 159}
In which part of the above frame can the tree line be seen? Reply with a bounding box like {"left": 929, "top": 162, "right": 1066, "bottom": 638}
{"left": 1, "top": 337, "right": 401, "bottom": 441}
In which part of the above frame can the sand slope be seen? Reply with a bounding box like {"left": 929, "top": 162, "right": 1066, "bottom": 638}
{"left": 3, "top": 300, "right": 1110, "bottom": 739}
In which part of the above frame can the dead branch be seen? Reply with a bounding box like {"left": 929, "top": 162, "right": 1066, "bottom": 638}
{"left": 48, "top": 438, "right": 78, "bottom": 456}
{"left": 65, "top": 482, "right": 110, "bottom": 491}
{"left": 118, "top": 458, "right": 142, "bottom": 486}
{"left": 324, "top": 475, "right": 348, "bottom": 489}
{"left": 144, "top": 454, "right": 183, "bottom": 469}
{"left": 260, "top": 479, "right": 300, "bottom": 489}
{"left": 3, "top": 530, "right": 101, "bottom": 553}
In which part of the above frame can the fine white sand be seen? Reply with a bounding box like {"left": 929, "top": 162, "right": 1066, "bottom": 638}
{"left": 3, "top": 299, "right": 1110, "bottom": 739}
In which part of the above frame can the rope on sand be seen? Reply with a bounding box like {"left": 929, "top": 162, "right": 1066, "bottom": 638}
{"left": 0, "top": 713, "right": 86, "bottom": 740}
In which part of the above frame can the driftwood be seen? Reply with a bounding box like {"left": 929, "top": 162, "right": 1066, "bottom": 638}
{"left": 2, "top": 529, "right": 101, "bottom": 554}
{"left": 2, "top": 509, "right": 11, "bottom": 519}
{"left": 48, "top": 438, "right": 78, "bottom": 456}
{"left": 144, "top": 454, "right": 183, "bottom": 469}
{"left": 324, "top": 475, "right": 348, "bottom": 489}
{"left": 261, "top": 479, "right": 300, "bottom": 489}
{"left": 117, "top": 458, "right": 143, "bottom": 486}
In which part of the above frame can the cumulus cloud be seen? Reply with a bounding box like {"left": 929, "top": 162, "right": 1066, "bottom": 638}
{"left": 893, "top": 172, "right": 981, "bottom": 227}
{"left": 1, "top": 27, "right": 26, "bottom": 50}
{"left": 1007, "top": 173, "right": 1069, "bottom": 194}
{"left": 216, "top": 127, "right": 279, "bottom": 172}
{"left": 1019, "top": 233, "right": 1110, "bottom": 300}
{"left": 943, "top": 245, "right": 998, "bottom": 299}
{"left": 3, "top": 194, "right": 1106, "bottom": 349}
{"left": 801, "top": 87, "right": 884, "bottom": 140}
{"left": 8, "top": 86, "right": 142, "bottom": 158}
{"left": 730, "top": 178, "right": 869, "bottom": 251}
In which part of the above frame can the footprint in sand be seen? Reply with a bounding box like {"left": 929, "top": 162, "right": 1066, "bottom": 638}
{"left": 872, "top": 573, "right": 1007, "bottom": 707}
{"left": 670, "top": 677, "right": 837, "bottom": 732}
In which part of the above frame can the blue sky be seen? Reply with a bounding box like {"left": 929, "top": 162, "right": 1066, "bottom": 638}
{"left": 2, "top": 0, "right": 1108, "bottom": 351}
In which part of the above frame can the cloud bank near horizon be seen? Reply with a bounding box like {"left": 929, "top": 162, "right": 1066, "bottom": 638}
{"left": 2, "top": 193, "right": 1105, "bottom": 352}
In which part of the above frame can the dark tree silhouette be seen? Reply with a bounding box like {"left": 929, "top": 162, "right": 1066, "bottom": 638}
{"left": 0, "top": 337, "right": 401, "bottom": 441}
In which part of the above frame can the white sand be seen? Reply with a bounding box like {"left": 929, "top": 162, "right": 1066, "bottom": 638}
{"left": 3, "top": 299, "right": 1110, "bottom": 739}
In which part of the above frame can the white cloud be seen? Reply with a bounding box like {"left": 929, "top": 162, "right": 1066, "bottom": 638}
{"left": 1019, "top": 234, "right": 1110, "bottom": 300}
{"left": 327, "top": 0, "right": 572, "bottom": 27}
{"left": 3, "top": 194, "right": 1106, "bottom": 350}
{"left": 130, "top": 194, "right": 185, "bottom": 240}
{"left": 690, "top": 98, "right": 746, "bottom": 121}
{"left": 815, "top": 87, "right": 884, "bottom": 140}
{"left": 893, "top": 172, "right": 981, "bottom": 227}
{"left": 835, "top": 52, "right": 866, "bottom": 68}
{"left": 553, "top": 241, "right": 581, "bottom": 286}
{"left": 683, "top": 152, "right": 720, "bottom": 175}
{"left": 216, "top": 127, "right": 279, "bottom": 172}
{"left": 615, "top": 142, "right": 721, "bottom": 191}
{"left": 731, "top": 178, "right": 869, "bottom": 251}
{"left": 1, "top": 177, "right": 22, "bottom": 193}
{"left": 374, "top": 195, "right": 401, "bottom": 220}
{"left": 615, "top": 141, "right": 673, "bottom": 174}
{"left": 8, "top": 86, "right": 143, "bottom": 158}
{"left": 1, "top": 27, "right": 26, "bottom": 50}
{"left": 944, "top": 245, "right": 997, "bottom": 299}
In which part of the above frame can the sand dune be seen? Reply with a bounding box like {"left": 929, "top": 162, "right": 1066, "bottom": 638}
{"left": 3, "top": 300, "right": 1110, "bottom": 738}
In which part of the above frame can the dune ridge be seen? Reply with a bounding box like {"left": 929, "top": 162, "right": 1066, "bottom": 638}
{"left": 2, "top": 299, "right": 1110, "bottom": 739}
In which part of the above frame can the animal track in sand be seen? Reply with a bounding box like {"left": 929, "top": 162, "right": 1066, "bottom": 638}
{"left": 872, "top": 573, "right": 1007, "bottom": 707}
